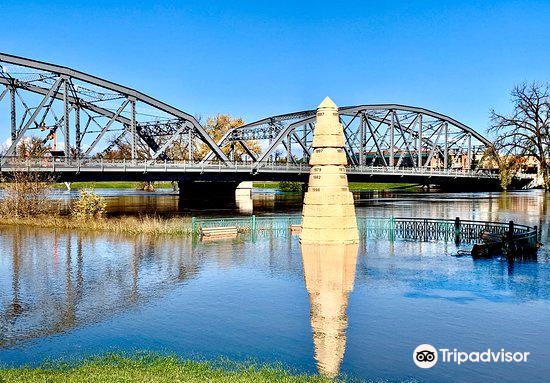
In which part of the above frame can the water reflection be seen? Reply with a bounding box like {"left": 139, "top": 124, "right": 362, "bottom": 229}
{"left": 300, "top": 243, "right": 359, "bottom": 378}
{"left": 0, "top": 227, "right": 201, "bottom": 347}
{"left": 0, "top": 191, "right": 548, "bottom": 383}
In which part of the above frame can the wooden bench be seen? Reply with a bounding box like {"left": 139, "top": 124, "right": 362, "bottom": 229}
{"left": 200, "top": 226, "right": 238, "bottom": 240}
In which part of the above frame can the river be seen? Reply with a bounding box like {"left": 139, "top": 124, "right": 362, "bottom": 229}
{"left": 0, "top": 189, "right": 548, "bottom": 382}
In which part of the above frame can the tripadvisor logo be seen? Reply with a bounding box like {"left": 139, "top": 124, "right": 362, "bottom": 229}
{"left": 413, "top": 344, "right": 530, "bottom": 368}
{"left": 413, "top": 344, "right": 438, "bottom": 368}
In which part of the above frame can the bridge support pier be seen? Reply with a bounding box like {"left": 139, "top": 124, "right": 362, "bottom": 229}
{"left": 178, "top": 180, "right": 241, "bottom": 208}
{"left": 235, "top": 181, "right": 254, "bottom": 213}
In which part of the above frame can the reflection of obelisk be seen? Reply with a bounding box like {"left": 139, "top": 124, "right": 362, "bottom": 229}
{"left": 300, "top": 243, "right": 359, "bottom": 378}
{"left": 300, "top": 97, "right": 359, "bottom": 244}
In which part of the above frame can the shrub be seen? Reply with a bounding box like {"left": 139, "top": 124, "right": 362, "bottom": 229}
{"left": 136, "top": 181, "right": 155, "bottom": 191}
{"left": 278, "top": 181, "right": 303, "bottom": 192}
{"left": 0, "top": 172, "right": 57, "bottom": 217}
{"left": 72, "top": 189, "right": 106, "bottom": 218}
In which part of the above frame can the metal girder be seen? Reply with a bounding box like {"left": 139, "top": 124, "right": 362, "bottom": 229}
{"left": 130, "top": 99, "right": 136, "bottom": 161}
{"left": 339, "top": 104, "right": 492, "bottom": 147}
{"left": 424, "top": 123, "right": 444, "bottom": 166}
{"left": 150, "top": 121, "right": 192, "bottom": 161}
{"left": 0, "top": 87, "right": 8, "bottom": 102}
{"left": 0, "top": 53, "right": 491, "bottom": 172}
{"left": 232, "top": 103, "right": 490, "bottom": 171}
{"left": 200, "top": 128, "right": 234, "bottom": 163}
{"left": 0, "top": 52, "right": 230, "bottom": 163}
{"left": 0, "top": 76, "right": 133, "bottom": 127}
{"left": 3, "top": 76, "right": 63, "bottom": 158}
{"left": 84, "top": 99, "right": 130, "bottom": 156}
{"left": 237, "top": 140, "right": 258, "bottom": 162}
{"left": 365, "top": 116, "right": 388, "bottom": 167}
{"left": 291, "top": 130, "right": 310, "bottom": 159}
{"left": 254, "top": 116, "right": 317, "bottom": 167}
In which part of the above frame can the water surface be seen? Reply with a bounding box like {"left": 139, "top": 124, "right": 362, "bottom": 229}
{"left": 0, "top": 190, "right": 548, "bottom": 382}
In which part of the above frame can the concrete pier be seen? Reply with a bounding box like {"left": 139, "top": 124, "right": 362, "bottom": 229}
{"left": 177, "top": 180, "right": 254, "bottom": 210}
{"left": 235, "top": 181, "right": 254, "bottom": 213}
{"left": 178, "top": 181, "right": 239, "bottom": 207}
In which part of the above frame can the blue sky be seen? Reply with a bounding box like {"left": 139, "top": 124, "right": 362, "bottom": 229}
{"left": 1, "top": 0, "right": 549, "bottom": 135}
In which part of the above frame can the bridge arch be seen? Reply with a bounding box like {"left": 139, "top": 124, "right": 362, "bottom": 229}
{"left": 211, "top": 103, "right": 492, "bottom": 171}
{"left": 0, "top": 52, "right": 492, "bottom": 172}
{"left": 0, "top": 52, "right": 229, "bottom": 163}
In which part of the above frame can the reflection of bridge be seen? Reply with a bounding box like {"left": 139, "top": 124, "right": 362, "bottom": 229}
{"left": 0, "top": 52, "right": 532, "bottom": 191}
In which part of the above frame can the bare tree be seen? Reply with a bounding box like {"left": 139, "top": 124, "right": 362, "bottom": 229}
{"left": 489, "top": 82, "right": 550, "bottom": 189}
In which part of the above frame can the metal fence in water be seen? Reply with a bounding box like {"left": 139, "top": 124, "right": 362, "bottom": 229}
{"left": 192, "top": 215, "right": 302, "bottom": 238}
{"left": 192, "top": 215, "right": 539, "bottom": 245}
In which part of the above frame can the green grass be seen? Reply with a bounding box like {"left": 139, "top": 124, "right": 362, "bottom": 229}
{"left": 348, "top": 182, "right": 421, "bottom": 191}
{"left": 0, "top": 355, "right": 337, "bottom": 383}
{"left": 254, "top": 181, "right": 420, "bottom": 191}
{"left": 0, "top": 354, "right": 419, "bottom": 383}
{"left": 52, "top": 181, "right": 417, "bottom": 191}
{"left": 254, "top": 181, "right": 280, "bottom": 189}
{"left": 53, "top": 182, "right": 174, "bottom": 189}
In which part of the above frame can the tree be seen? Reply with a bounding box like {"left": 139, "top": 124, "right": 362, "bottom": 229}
{"left": 194, "top": 114, "right": 261, "bottom": 162}
{"left": 16, "top": 137, "right": 51, "bottom": 158}
{"left": 101, "top": 114, "right": 261, "bottom": 163}
{"left": 489, "top": 82, "right": 550, "bottom": 189}
{"left": 480, "top": 147, "right": 522, "bottom": 191}
{"left": 102, "top": 136, "right": 150, "bottom": 160}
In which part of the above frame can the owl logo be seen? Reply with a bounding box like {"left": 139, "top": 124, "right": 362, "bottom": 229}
{"left": 416, "top": 350, "right": 436, "bottom": 363}
{"left": 413, "top": 344, "right": 438, "bottom": 368}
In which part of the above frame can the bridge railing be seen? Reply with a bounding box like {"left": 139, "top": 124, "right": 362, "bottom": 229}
{"left": 192, "top": 215, "right": 539, "bottom": 245}
{"left": 0, "top": 156, "right": 510, "bottom": 178}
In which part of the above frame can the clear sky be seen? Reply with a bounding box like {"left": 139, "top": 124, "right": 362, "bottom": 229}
{"left": 1, "top": 0, "right": 549, "bottom": 135}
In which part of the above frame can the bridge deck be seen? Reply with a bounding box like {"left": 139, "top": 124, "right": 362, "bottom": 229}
{"left": 0, "top": 158, "right": 532, "bottom": 189}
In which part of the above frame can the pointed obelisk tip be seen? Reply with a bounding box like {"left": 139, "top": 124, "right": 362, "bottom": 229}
{"left": 318, "top": 96, "right": 337, "bottom": 109}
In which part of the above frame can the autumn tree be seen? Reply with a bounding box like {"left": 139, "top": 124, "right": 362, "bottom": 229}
{"left": 489, "top": 82, "right": 550, "bottom": 189}
{"left": 164, "top": 135, "right": 191, "bottom": 160}
{"left": 194, "top": 114, "right": 261, "bottom": 162}
{"left": 16, "top": 137, "right": 51, "bottom": 158}
{"left": 102, "top": 136, "right": 150, "bottom": 160}
{"left": 101, "top": 114, "right": 260, "bottom": 162}
{"left": 480, "top": 146, "right": 522, "bottom": 191}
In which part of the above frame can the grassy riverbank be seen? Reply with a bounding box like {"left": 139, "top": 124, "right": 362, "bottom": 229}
{"left": 254, "top": 181, "right": 420, "bottom": 191}
{"left": 50, "top": 181, "right": 418, "bottom": 191}
{"left": 0, "top": 215, "right": 193, "bottom": 236}
{"left": 348, "top": 182, "right": 420, "bottom": 191}
{"left": 53, "top": 182, "right": 174, "bottom": 189}
{"left": 0, "top": 355, "right": 335, "bottom": 383}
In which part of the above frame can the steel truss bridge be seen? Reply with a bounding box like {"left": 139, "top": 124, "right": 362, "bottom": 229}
{"left": 0, "top": 52, "right": 531, "bottom": 188}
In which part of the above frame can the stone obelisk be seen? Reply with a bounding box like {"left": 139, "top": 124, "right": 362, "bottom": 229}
{"left": 300, "top": 97, "right": 359, "bottom": 244}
